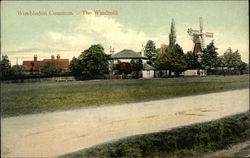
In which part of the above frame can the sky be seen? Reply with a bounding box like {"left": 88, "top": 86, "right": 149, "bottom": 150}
{"left": 1, "top": 1, "right": 249, "bottom": 65}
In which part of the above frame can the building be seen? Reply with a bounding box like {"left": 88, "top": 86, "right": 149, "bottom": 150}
{"left": 142, "top": 63, "right": 156, "bottom": 78}
{"left": 109, "top": 49, "right": 156, "bottom": 78}
{"left": 23, "top": 54, "right": 69, "bottom": 74}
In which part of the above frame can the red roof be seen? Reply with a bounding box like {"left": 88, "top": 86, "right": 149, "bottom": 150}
{"left": 23, "top": 57, "right": 69, "bottom": 72}
{"left": 43, "top": 59, "right": 69, "bottom": 70}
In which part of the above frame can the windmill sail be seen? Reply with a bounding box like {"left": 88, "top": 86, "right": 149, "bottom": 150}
{"left": 187, "top": 17, "right": 214, "bottom": 54}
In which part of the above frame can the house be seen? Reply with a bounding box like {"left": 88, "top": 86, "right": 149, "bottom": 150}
{"left": 109, "top": 49, "right": 156, "bottom": 78}
{"left": 23, "top": 54, "right": 69, "bottom": 74}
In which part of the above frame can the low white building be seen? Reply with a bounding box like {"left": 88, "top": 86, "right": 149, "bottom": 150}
{"left": 142, "top": 63, "right": 156, "bottom": 78}
{"left": 181, "top": 69, "right": 207, "bottom": 76}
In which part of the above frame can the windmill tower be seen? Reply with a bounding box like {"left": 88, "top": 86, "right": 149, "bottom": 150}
{"left": 187, "top": 17, "right": 214, "bottom": 55}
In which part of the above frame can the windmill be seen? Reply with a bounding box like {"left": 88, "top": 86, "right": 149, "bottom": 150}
{"left": 187, "top": 17, "right": 214, "bottom": 55}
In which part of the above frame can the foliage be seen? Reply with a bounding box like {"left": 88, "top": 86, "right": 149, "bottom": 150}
{"left": 39, "top": 62, "right": 63, "bottom": 76}
{"left": 11, "top": 65, "right": 25, "bottom": 76}
{"left": 184, "top": 51, "right": 201, "bottom": 69}
{"left": 145, "top": 40, "right": 156, "bottom": 62}
{"left": 238, "top": 62, "right": 248, "bottom": 74}
{"left": 223, "top": 48, "right": 242, "bottom": 69}
{"left": 60, "top": 112, "right": 250, "bottom": 158}
{"left": 130, "top": 59, "right": 143, "bottom": 72}
{"left": 114, "top": 61, "right": 132, "bottom": 74}
{"left": 216, "top": 56, "right": 226, "bottom": 67}
{"left": 201, "top": 40, "right": 219, "bottom": 69}
{"left": 0, "top": 55, "right": 12, "bottom": 80}
{"left": 69, "top": 57, "right": 81, "bottom": 75}
{"left": 77, "top": 44, "right": 108, "bottom": 79}
{"left": 1, "top": 75, "right": 248, "bottom": 117}
{"left": 174, "top": 43, "right": 184, "bottom": 55}
{"left": 169, "top": 19, "right": 176, "bottom": 47}
{"left": 155, "top": 44, "right": 187, "bottom": 76}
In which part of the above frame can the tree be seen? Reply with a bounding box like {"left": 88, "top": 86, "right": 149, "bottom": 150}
{"left": 185, "top": 51, "right": 201, "bottom": 69}
{"left": 216, "top": 56, "right": 226, "bottom": 68}
{"left": 40, "top": 62, "right": 63, "bottom": 76}
{"left": 201, "top": 40, "right": 219, "bottom": 70}
{"left": 78, "top": 44, "right": 108, "bottom": 78}
{"left": 155, "top": 44, "right": 186, "bottom": 77}
{"left": 130, "top": 59, "right": 143, "bottom": 78}
{"left": 69, "top": 57, "right": 81, "bottom": 74}
{"left": 145, "top": 40, "right": 156, "bottom": 63}
{"left": 174, "top": 43, "right": 184, "bottom": 55}
{"left": 0, "top": 55, "right": 12, "bottom": 80}
{"left": 11, "top": 65, "right": 25, "bottom": 76}
{"left": 169, "top": 19, "right": 176, "bottom": 47}
{"left": 223, "top": 48, "right": 242, "bottom": 69}
{"left": 238, "top": 61, "right": 247, "bottom": 74}
{"left": 114, "top": 61, "right": 132, "bottom": 74}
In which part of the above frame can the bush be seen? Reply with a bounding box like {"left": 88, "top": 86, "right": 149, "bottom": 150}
{"left": 40, "top": 62, "right": 63, "bottom": 76}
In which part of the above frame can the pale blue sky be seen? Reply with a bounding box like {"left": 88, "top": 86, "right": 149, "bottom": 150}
{"left": 1, "top": 1, "right": 249, "bottom": 64}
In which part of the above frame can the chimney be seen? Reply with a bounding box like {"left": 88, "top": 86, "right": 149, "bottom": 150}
{"left": 34, "top": 54, "right": 37, "bottom": 62}
{"left": 141, "top": 45, "right": 145, "bottom": 57}
{"left": 56, "top": 54, "right": 60, "bottom": 59}
{"left": 51, "top": 55, "right": 55, "bottom": 60}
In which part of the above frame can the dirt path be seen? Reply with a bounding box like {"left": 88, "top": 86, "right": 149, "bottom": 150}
{"left": 1, "top": 89, "right": 249, "bottom": 157}
{"left": 205, "top": 140, "right": 250, "bottom": 158}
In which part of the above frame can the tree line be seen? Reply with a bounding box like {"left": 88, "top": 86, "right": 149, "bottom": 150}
{"left": 1, "top": 19, "right": 248, "bottom": 80}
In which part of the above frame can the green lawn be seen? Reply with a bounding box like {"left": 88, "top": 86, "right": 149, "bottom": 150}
{"left": 1, "top": 75, "right": 249, "bottom": 117}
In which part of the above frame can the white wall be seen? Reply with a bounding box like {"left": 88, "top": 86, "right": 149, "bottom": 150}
{"left": 181, "top": 69, "right": 207, "bottom": 76}
{"left": 142, "top": 70, "right": 154, "bottom": 78}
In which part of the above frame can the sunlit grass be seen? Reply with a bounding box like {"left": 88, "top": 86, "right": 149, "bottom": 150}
{"left": 1, "top": 75, "right": 249, "bottom": 117}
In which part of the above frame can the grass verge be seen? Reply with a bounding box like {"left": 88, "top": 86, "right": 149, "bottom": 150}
{"left": 1, "top": 75, "right": 249, "bottom": 117}
{"left": 231, "top": 144, "right": 250, "bottom": 158}
{"left": 59, "top": 112, "right": 250, "bottom": 158}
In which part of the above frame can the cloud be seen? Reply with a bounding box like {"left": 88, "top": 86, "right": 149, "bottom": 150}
{"left": 3, "top": 11, "right": 249, "bottom": 64}
{"left": 46, "top": 12, "right": 154, "bottom": 54}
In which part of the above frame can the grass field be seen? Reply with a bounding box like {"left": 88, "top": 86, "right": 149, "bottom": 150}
{"left": 59, "top": 112, "right": 250, "bottom": 158}
{"left": 1, "top": 75, "right": 249, "bottom": 117}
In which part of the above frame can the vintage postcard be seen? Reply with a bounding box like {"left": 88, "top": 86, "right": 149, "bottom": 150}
{"left": 1, "top": 1, "right": 249, "bottom": 157}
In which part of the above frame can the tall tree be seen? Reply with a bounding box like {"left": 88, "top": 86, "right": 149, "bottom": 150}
{"left": 201, "top": 40, "right": 219, "bottom": 69}
{"left": 69, "top": 56, "right": 81, "bottom": 74}
{"left": 78, "top": 44, "right": 108, "bottom": 78}
{"left": 169, "top": 19, "right": 176, "bottom": 47}
{"left": 0, "top": 55, "right": 12, "bottom": 79}
{"left": 223, "top": 48, "right": 242, "bottom": 69}
{"left": 145, "top": 40, "right": 156, "bottom": 63}
{"left": 155, "top": 44, "right": 186, "bottom": 77}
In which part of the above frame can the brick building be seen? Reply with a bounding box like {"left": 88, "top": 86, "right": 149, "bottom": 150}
{"left": 23, "top": 54, "right": 69, "bottom": 74}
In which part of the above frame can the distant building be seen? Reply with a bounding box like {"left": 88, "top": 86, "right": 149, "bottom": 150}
{"left": 23, "top": 54, "right": 69, "bottom": 74}
{"left": 142, "top": 63, "right": 156, "bottom": 78}
{"left": 109, "top": 49, "right": 156, "bottom": 78}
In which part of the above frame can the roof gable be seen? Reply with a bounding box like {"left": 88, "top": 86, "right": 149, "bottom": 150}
{"left": 143, "top": 63, "right": 156, "bottom": 70}
{"left": 111, "top": 49, "right": 148, "bottom": 59}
